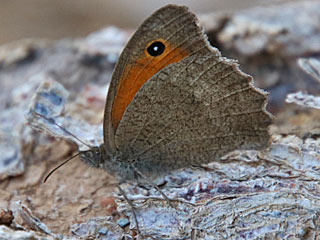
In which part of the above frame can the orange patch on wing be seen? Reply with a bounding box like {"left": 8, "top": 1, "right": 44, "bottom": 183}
{"left": 111, "top": 40, "right": 190, "bottom": 130}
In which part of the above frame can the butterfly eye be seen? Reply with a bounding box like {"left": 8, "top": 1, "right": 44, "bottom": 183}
{"left": 147, "top": 41, "right": 165, "bottom": 57}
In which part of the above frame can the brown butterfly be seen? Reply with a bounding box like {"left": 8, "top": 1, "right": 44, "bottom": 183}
{"left": 44, "top": 4, "right": 273, "bottom": 232}
{"left": 79, "top": 5, "right": 272, "bottom": 181}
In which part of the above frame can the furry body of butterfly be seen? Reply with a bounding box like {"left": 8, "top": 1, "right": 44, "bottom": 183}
{"left": 79, "top": 4, "right": 273, "bottom": 182}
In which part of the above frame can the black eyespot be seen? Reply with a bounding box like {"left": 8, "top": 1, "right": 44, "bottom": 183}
{"left": 147, "top": 41, "right": 165, "bottom": 57}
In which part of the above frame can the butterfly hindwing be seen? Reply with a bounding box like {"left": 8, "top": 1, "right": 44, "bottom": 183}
{"left": 115, "top": 47, "right": 272, "bottom": 176}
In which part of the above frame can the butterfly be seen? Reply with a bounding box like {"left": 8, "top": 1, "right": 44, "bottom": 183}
{"left": 78, "top": 5, "right": 272, "bottom": 183}
{"left": 35, "top": 4, "right": 273, "bottom": 233}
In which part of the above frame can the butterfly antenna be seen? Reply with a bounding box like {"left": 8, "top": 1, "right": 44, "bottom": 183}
{"left": 32, "top": 111, "right": 92, "bottom": 149}
{"left": 44, "top": 152, "right": 81, "bottom": 183}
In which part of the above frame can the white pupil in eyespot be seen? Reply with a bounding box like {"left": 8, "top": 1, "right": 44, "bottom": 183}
{"left": 153, "top": 46, "right": 159, "bottom": 51}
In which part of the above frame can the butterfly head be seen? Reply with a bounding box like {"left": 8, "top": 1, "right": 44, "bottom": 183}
{"left": 79, "top": 145, "right": 107, "bottom": 169}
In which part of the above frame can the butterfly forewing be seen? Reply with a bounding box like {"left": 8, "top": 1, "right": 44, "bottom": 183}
{"left": 103, "top": 5, "right": 210, "bottom": 153}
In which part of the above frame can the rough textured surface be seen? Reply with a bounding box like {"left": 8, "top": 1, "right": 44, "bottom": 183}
{"left": 115, "top": 134, "right": 320, "bottom": 238}
{"left": 200, "top": 1, "right": 320, "bottom": 112}
{"left": 0, "top": 1, "right": 320, "bottom": 239}
{"left": 286, "top": 91, "right": 320, "bottom": 110}
{"left": 0, "top": 27, "right": 126, "bottom": 238}
{"left": 298, "top": 57, "right": 320, "bottom": 83}
{"left": 286, "top": 57, "right": 320, "bottom": 110}
{"left": 0, "top": 26, "right": 127, "bottom": 184}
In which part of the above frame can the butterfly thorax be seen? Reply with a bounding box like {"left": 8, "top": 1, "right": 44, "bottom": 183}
{"left": 79, "top": 144, "right": 137, "bottom": 182}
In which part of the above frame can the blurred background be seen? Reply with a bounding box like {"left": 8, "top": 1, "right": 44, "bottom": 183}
{"left": 0, "top": 0, "right": 300, "bottom": 45}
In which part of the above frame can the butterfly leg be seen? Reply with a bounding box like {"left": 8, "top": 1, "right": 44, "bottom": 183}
{"left": 132, "top": 167, "right": 174, "bottom": 208}
{"left": 117, "top": 185, "right": 140, "bottom": 233}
